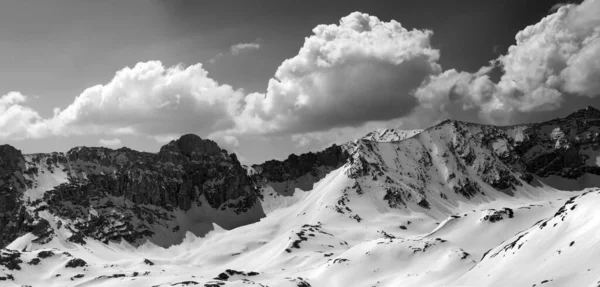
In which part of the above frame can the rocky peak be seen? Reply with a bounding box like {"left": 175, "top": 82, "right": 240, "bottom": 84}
{"left": 565, "top": 106, "right": 600, "bottom": 120}
{"left": 159, "top": 134, "right": 223, "bottom": 159}
{"left": 0, "top": 145, "right": 24, "bottom": 175}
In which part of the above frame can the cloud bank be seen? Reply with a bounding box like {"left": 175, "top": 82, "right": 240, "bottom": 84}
{"left": 2, "top": 1, "right": 600, "bottom": 154}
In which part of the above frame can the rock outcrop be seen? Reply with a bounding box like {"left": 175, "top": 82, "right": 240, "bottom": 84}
{"left": 251, "top": 144, "right": 350, "bottom": 195}
{"left": 0, "top": 145, "right": 35, "bottom": 248}
{"left": 506, "top": 106, "right": 600, "bottom": 179}
{"left": 0, "top": 134, "right": 262, "bottom": 248}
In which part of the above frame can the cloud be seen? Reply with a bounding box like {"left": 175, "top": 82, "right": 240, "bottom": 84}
{"left": 0, "top": 92, "right": 43, "bottom": 140}
{"left": 3, "top": 5, "right": 600, "bottom": 155}
{"left": 550, "top": 3, "right": 569, "bottom": 12}
{"left": 0, "top": 13, "right": 449, "bottom": 144}
{"left": 99, "top": 138, "right": 122, "bottom": 146}
{"left": 230, "top": 42, "right": 260, "bottom": 55}
{"left": 208, "top": 52, "right": 224, "bottom": 64}
{"left": 39, "top": 61, "right": 245, "bottom": 139}
{"left": 235, "top": 12, "right": 441, "bottom": 135}
{"left": 415, "top": 0, "right": 600, "bottom": 125}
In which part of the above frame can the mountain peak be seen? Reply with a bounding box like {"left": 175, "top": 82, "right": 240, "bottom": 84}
{"left": 362, "top": 128, "right": 423, "bottom": 142}
{"left": 0, "top": 144, "right": 23, "bottom": 172}
{"left": 565, "top": 105, "right": 600, "bottom": 120}
{"left": 159, "top": 134, "right": 222, "bottom": 157}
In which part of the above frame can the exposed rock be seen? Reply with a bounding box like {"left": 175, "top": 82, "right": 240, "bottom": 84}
{"left": 0, "top": 249, "right": 22, "bottom": 270}
{"left": 0, "top": 134, "right": 262, "bottom": 249}
{"left": 65, "top": 258, "right": 87, "bottom": 268}
{"left": 253, "top": 144, "right": 349, "bottom": 183}
{"left": 37, "top": 250, "right": 54, "bottom": 258}
{"left": 507, "top": 106, "right": 600, "bottom": 179}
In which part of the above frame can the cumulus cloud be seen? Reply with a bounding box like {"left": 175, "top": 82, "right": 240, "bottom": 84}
{"left": 415, "top": 0, "right": 600, "bottom": 125}
{"left": 0, "top": 92, "right": 42, "bottom": 140}
{"left": 40, "top": 61, "right": 244, "bottom": 139}
{"left": 235, "top": 12, "right": 441, "bottom": 135}
{"left": 99, "top": 138, "right": 122, "bottom": 146}
{"left": 230, "top": 42, "right": 260, "bottom": 55}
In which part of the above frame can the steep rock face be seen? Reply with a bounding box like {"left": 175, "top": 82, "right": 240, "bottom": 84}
{"left": 0, "top": 145, "right": 35, "bottom": 248}
{"left": 505, "top": 106, "right": 600, "bottom": 179}
{"left": 0, "top": 135, "right": 263, "bottom": 248}
{"left": 252, "top": 144, "right": 350, "bottom": 195}
{"left": 159, "top": 134, "right": 223, "bottom": 158}
{"left": 254, "top": 144, "right": 349, "bottom": 183}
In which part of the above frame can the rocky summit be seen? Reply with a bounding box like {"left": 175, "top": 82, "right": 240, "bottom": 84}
{"left": 1, "top": 107, "right": 600, "bottom": 287}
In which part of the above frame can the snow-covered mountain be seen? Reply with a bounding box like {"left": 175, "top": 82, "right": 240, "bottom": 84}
{"left": 361, "top": 128, "right": 423, "bottom": 142}
{"left": 1, "top": 107, "right": 600, "bottom": 286}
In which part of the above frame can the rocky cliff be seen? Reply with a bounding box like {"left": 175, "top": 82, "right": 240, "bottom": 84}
{"left": 506, "top": 106, "right": 600, "bottom": 179}
{"left": 0, "top": 134, "right": 263, "bottom": 249}
{"left": 250, "top": 144, "right": 350, "bottom": 196}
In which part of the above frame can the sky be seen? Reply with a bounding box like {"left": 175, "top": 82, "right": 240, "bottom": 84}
{"left": 0, "top": 0, "right": 598, "bottom": 164}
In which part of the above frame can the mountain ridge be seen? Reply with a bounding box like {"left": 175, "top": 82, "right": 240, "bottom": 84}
{"left": 1, "top": 106, "right": 600, "bottom": 286}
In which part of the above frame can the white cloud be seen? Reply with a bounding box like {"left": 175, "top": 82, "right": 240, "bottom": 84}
{"left": 40, "top": 61, "right": 244, "bottom": 139}
{"left": 0, "top": 92, "right": 42, "bottom": 140}
{"left": 235, "top": 12, "right": 441, "bottom": 135}
{"left": 99, "top": 138, "right": 122, "bottom": 146}
{"left": 414, "top": 0, "right": 600, "bottom": 125}
{"left": 230, "top": 42, "right": 260, "bottom": 55}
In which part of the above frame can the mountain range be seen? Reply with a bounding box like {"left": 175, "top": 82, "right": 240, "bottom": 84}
{"left": 1, "top": 106, "right": 600, "bottom": 286}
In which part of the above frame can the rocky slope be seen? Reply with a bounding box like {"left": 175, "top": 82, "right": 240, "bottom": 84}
{"left": 339, "top": 106, "right": 600, "bottom": 211}
{"left": 0, "top": 134, "right": 263, "bottom": 249}
{"left": 250, "top": 144, "right": 349, "bottom": 198}
{"left": 505, "top": 106, "right": 600, "bottom": 180}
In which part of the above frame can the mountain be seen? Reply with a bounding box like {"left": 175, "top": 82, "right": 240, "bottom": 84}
{"left": 361, "top": 128, "right": 423, "bottom": 142}
{"left": 0, "top": 134, "right": 263, "bottom": 249}
{"left": 1, "top": 107, "right": 600, "bottom": 286}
